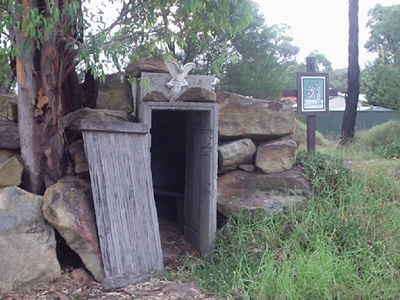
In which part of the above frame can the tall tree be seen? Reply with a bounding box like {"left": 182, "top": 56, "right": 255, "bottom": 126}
{"left": 365, "top": 4, "right": 400, "bottom": 64}
{"left": 341, "top": 0, "right": 359, "bottom": 145}
{"left": 217, "top": 13, "right": 299, "bottom": 99}
{"left": 12, "top": 0, "right": 82, "bottom": 194}
{"left": 1, "top": 0, "right": 253, "bottom": 194}
{"left": 361, "top": 4, "right": 400, "bottom": 110}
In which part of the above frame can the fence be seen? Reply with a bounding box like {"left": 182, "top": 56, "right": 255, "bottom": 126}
{"left": 309, "top": 110, "right": 400, "bottom": 138}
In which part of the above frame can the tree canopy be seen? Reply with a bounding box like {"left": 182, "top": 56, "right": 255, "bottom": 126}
{"left": 0, "top": 0, "right": 255, "bottom": 193}
{"left": 217, "top": 12, "right": 299, "bottom": 99}
{"left": 361, "top": 4, "right": 400, "bottom": 110}
{"left": 365, "top": 4, "right": 400, "bottom": 64}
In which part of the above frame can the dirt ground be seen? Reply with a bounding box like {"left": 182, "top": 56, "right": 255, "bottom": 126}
{"left": 1, "top": 217, "right": 220, "bottom": 300}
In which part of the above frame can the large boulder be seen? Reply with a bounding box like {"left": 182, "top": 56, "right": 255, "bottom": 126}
{"left": 42, "top": 176, "right": 104, "bottom": 282}
{"left": 96, "top": 73, "right": 133, "bottom": 113}
{"left": 218, "top": 138, "right": 256, "bottom": 174}
{"left": 255, "top": 139, "right": 298, "bottom": 174}
{"left": 0, "top": 156, "right": 23, "bottom": 188}
{"left": 217, "top": 168, "right": 310, "bottom": 217}
{"left": 0, "top": 94, "right": 18, "bottom": 122}
{"left": 63, "top": 108, "right": 134, "bottom": 133}
{"left": 217, "top": 91, "right": 296, "bottom": 140}
{"left": 125, "top": 57, "right": 169, "bottom": 78}
{"left": 0, "top": 119, "right": 19, "bottom": 149}
{"left": 0, "top": 187, "right": 60, "bottom": 291}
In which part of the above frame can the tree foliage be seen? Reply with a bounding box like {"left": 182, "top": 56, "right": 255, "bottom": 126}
{"left": 330, "top": 68, "right": 347, "bottom": 93}
{"left": 362, "top": 61, "right": 400, "bottom": 110}
{"left": 365, "top": 4, "right": 400, "bottom": 64}
{"left": 361, "top": 4, "right": 400, "bottom": 110}
{"left": 217, "top": 12, "right": 299, "bottom": 99}
{"left": 307, "top": 50, "right": 332, "bottom": 72}
{"left": 0, "top": 0, "right": 254, "bottom": 193}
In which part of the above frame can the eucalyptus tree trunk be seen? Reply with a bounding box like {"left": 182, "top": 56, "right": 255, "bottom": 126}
{"left": 341, "top": 0, "right": 360, "bottom": 145}
{"left": 15, "top": 0, "right": 78, "bottom": 194}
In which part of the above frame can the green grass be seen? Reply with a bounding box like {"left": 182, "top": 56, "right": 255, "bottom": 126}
{"left": 180, "top": 121, "right": 400, "bottom": 299}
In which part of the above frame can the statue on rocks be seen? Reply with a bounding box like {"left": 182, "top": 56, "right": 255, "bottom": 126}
{"left": 164, "top": 60, "right": 195, "bottom": 101}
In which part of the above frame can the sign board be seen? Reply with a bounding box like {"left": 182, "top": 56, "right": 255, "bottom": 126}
{"left": 297, "top": 72, "right": 329, "bottom": 115}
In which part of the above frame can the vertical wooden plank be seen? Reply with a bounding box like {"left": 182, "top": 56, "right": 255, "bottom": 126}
{"left": 80, "top": 120, "right": 163, "bottom": 289}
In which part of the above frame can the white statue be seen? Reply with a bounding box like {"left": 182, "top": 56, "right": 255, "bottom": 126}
{"left": 164, "top": 60, "right": 195, "bottom": 101}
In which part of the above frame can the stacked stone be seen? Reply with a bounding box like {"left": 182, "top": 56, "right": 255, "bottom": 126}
{"left": 217, "top": 91, "right": 310, "bottom": 217}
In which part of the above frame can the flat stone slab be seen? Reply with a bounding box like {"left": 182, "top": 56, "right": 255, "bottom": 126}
{"left": 218, "top": 189, "right": 307, "bottom": 217}
{"left": 217, "top": 167, "right": 310, "bottom": 217}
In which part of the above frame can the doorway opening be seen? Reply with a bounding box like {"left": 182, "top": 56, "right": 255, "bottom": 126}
{"left": 141, "top": 102, "right": 217, "bottom": 256}
{"left": 151, "top": 110, "right": 187, "bottom": 230}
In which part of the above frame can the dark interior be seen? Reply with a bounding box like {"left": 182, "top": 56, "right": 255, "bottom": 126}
{"left": 150, "top": 110, "right": 187, "bottom": 225}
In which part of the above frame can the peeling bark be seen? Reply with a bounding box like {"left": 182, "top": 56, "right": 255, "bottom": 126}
{"left": 15, "top": 0, "right": 77, "bottom": 194}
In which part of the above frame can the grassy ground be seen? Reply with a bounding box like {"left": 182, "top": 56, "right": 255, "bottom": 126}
{"left": 180, "top": 120, "right": 400, "bottom": 300}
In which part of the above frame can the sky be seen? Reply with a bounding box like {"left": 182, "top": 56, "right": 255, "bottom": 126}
{"left": 254, "top": 0, "right": 399, "bottom": 69}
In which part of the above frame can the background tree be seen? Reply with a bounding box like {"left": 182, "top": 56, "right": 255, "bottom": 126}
{"left": 341, "top": 0, "right": 360, "bottom": 145}
{"left": 365, "top": 4, "right": 400, "bottom": 64}
{"left": 0, "top": 0, "right": 253, "bottom": 194}
{"left": 307, "top": 50, "right": 333, "bottom": 72}
{"left": 330, "top": 68, "right": 347, "bottom": 94}
{"left": 0, "top": 7, "right": 16, "bottom": 93}
{"left": 217, "top": 12, "right": 299, "bottom": 99}
{"left": 361, "top": 4, "right": 400, "bottom": 110}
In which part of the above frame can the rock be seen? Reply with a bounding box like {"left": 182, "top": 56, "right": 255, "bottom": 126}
{"left": 63, "top": 108, "right": 134, "bottom": 132}
{"left": 0, "top": 186, "right": 60, "bottom": 291}
{"left": 218, "top": 138, "right": 256, "bottom": 174}
{"left": 255, "top": 139, "right": 298, "bottom": 174}
{"left": 42, "top": 176, "right": 104, "bottom": 282}
{"left": 0, "top": 119, "right": 19, "bottom": 149}
{"left": 96, "top": 73, "right": 133, "bottom": 113}
{"left": 238, "top": 164, "right": 255, "bottom": 172}
{"left": 179, "top": 87, "right": 217, "bottom": 103}
{"left": 217, "top": 91, "right": 296, "bottom": 140}
{"left": 0, "top": 156, "right": 23, "bottom": 188}
{"left": 0, "top": 94, "right": 18, "bottom": 122}
{"left": 143, "top": 91, "right": 169, "bottom": 102}
{"left": 0, "top": 149, "right": 20, "bottom": 163}
{"left": 69, "top": 267, "right": 94, "bottom": 283}
{"left": 125, "top": 57, "right": 169, "bottom": 78}
{"left": 67, "top": 140, "right": 89, "bottom": 178}
{"left": 217, "top": 168, "right": 310, "bottom": 217}
{"left": 218, "top": 189, "right": 307, "bottom": 217}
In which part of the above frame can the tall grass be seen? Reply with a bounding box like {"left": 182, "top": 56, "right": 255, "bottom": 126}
{"left": 185, "top": 147, "right": 400, "bottom": 299}
{"left": 324, "top": 119, "right": 400, "bottom": 161}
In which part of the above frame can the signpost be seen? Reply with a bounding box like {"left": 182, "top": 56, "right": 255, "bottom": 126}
{"left": 283, "top": 57, "right": 336, "bottom": 151}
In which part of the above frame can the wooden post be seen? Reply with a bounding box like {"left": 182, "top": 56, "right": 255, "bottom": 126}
{"left": 306, "top": 57, "right": 316, "bottom": 151}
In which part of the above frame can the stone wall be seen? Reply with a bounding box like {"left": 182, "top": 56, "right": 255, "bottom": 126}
{"left": 216, "top": 91, "right": 310, "bottom": 217}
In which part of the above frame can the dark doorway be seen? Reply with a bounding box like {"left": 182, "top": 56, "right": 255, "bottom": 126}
{"left": 151, "top": 110, "right": 187, "bottom": 228}
{"left": 142, "top": 102, "right": 217, "bottom": 255}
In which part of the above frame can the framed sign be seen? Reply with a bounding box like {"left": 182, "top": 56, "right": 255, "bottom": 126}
{"left": 297, "top": 72, "right": 329, "bottom": 115}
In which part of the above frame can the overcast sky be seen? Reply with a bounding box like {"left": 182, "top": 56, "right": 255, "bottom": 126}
{"left": 254, "top": 0, "right": 399, "bottom": 69}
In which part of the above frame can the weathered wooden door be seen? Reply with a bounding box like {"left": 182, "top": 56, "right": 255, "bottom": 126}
{"left": 80, "top": 120, "right": 163, "bottom": 289}
{"left": 184, "top": 110, "right": 217, "bottom": 255}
